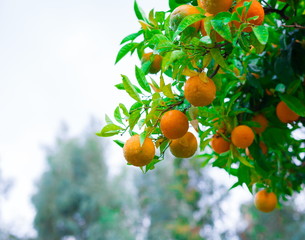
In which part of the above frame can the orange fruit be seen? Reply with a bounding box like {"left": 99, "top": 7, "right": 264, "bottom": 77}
{"left": 276, "top": 101, "right": 300, "bottom": 123}
{"left": 246, "top": 141, "right": 267, "bottom": 159}
{"left": 160, "top": 110, "right": 189, "bottom": 139}
{"left": 252, "top": 114, "right": 268, "bottom": 134}
{"left": 200, "top": 16, "right": 224, "bottom": 42}
{"left": 233, "top": 0, "right": 265, "bottom": 32}
{"left": 254, "top": 189, "right": 277, "bottom": 213}
{"left": 170, "top": 5, "right": 201, "bottom": 32}
{"left": 259, "top": 141, "right": 268, "bottom": 155}
{"left": 141, "top": 52, "right": 162, "bottom": 74}
{"left": 123, "top": 135, "right": 155, "bottom": 167}
{"left": 198, "top": 0, "right": 233, "bottom": 14}
{"left": 170, "top": 132, "right": 198, "bottom": 158}
{"left": 184, "top": 75, "right": 216, "bottom": 107}
{"left": 231, "top": 125, "right": 255, "bottom": 149}
{"left": 211, "top": 135, "right": 231, "bottom": 154}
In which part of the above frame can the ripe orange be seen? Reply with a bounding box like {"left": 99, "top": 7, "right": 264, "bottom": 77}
{"left": 198, "top": 0, "right": 233, "bottom": 14}
{"left": 123, "top": 135, "right": 155, "bottom": 167}
{"left": 231, "top": 125, "right": 255, "bottom": 149}
{"left": 170, "top": 132, "right": 198, "bottom": 158}
{"left": 141, "top": 52, "right": 162, "bottom": 74}
{"left": 160, "top": 110, "right": 189, "bottom": 139}
{"left": 233, "top": 0, "right": 265, "bottom": 32}
{"left": 184, "top": 75, "right": 216, "bottom": 107}
{"left": 254, "top": 189, "right": 277, "bottom": 213}
{"left": 170, "top": 5, "right": 201, "bottom": 32}
{"left": 276, "top": 101, "right": 300, "bottom": 123}
{"left": 211, "top": 135, "right": 231, "bottom": 154}
{"left": 200, "top": 16, "right": 224, "bottom": 42}
{"left": 252, "top": 114, "right": 268, "bottom": 134}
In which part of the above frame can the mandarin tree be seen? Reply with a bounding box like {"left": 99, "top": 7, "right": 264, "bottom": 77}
{"left": 98, "top": 0, "right": 305, "bottom": 210}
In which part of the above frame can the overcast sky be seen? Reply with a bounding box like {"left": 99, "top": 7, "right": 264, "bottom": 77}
{"left": 0, "top": 0, "right": 252, "bottom": 237}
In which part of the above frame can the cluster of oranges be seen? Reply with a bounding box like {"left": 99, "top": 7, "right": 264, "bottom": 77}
{"left": 170, "top": 0, "right": 265, "bottom": 40}
{"left": 122, "top": 0, "right": 300, "bottom": 213}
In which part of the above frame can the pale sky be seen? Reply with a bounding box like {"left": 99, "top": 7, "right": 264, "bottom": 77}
{"left": 0, "top": 0, "right": 252, "bottom": 238}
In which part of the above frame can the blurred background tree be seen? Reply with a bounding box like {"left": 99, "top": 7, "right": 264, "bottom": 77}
{"left": 31, "top": 124, "right": 231, "bottom": 240}
{"left": 30, "top": 123, "right": 305, "bottom": 240}
{"left": 0, "top": 169, "right": 24, "bottom": 240}
{"left": 31, "top": 126, "right": 136, "bottom": 240}
{"left": 238, "top": 196, "right": 305, "bottom": 240}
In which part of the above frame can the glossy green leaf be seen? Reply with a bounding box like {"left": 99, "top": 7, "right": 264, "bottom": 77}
{"left": 253, "top": 25, "right": 269, "bottom": 45}
{"left": 121, "top": 75, "right": 142, "bottom": 103}
{"left": 120, "top": 31, "right": 143, "bottom": 45}
{"left": 210, "top": 12, "right": 232, "bottom": 42}
{"left": 280, "top": 94, "right": 305, "bottom": 117}
{"left": 114, "top": 106, "right": 123, "bottom": 124}
{"left": 135, "top": 66, "right": 151, "bottom": 93}
{"left": 97, "top": 124, "right": 123, "bottom": 137}
{"left": 210, "top": 48, "right": 228, "bottom": 69}
{"left": 115, "top": 43, "right": 138, "bottom": 64}
{"left": 173, "top": 14, "right": 205, "bottom": 39}
{"left": 134, "top": 0, "right": 147, "bottom": 21}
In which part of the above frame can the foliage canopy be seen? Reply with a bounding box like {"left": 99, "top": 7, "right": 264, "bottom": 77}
{"left": 98, "top": 0, "right": 305, "bottom": 205}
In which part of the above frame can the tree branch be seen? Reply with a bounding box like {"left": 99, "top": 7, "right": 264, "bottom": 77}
{"left": 282, "top": 24, "right": 305, "bottom": 29}
{"left": 264, "top": 6, "right": 289, "bottom": 20}
{"left": 208, "top": 65, "right": 220, "bottom": 79}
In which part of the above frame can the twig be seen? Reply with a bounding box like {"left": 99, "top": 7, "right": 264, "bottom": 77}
{"left": 264, "top": 6, "right": 289, "bottom": 20}
{"left": 282, "top": 24, "right": 305, "bottom": 29}
{"left": 208, "top": 65, "right": 220, "bottom": 79}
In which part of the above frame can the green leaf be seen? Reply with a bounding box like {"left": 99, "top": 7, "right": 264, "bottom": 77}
{"left": 275, "top": 83, "right": 286, "bottom": 93}
{"left": 96, "top": 124, "right": 123, "bottom": 137}
{"left": 161, "top": 50, "right": 186, "bottom": 72}
{"left": 120, "top": 31, "right": 143, "bottom": 45}
{"left": 130, "top": 102, "right": 143, "bottom": 114}
{"left": 200, "top": 36, "right": 212, "bottom": 44}
{"left": 135, "top": 66, "right": 151, "bottom": 93}
{"left": 139, "top": 132, "right": 147, "bottom": 146}
{"left": 129, "top": 110, "right": 141, "bottom": 130}
{"left": 149, "top": 34, "right": 174, "bottom": 52}
{"left": 115, "top": 83, "right": 143, "bottom": 94}
{"left": 212, "top": 156, "right": 228, "bottom": 168}
{"left": 119, "top": 103, "right": 130, "bottom": 117}
{"left": 249, "top": 32, "right": 265, "bottom": 53}
{"left": 210, "top": 12, "right": 232, "bottom": 42}
{"left": 113, "top": 140, "right": 124, "bottom": 148}
{"left": 121, "top": 75, "right": 142, "bottom": 103}
{"left": 210, "top": 48, "right": 228, "bottom": 69}
{"left": 230, "top": 181, "right": 241, "bottom": 190}
{"left": 162, "top": 84, "right": 175, "bottom": 99}
{"left": 253, "top": 25, "right": 269, "bottom": 45}
{"left": 114, "top": 106, "right": 123, "bottom": 124}
{"left": 287, "top": 79, "right": 301, "bottom": 95}
{"left": 280, "top": 94, "right": 305, "bottom": 117}
{"left": 238, "top": 156, "right": 254, "bottom": 168}
{"left": 134, "top": 0, "right": 147, "bottom": 21}
{"left": 173, "top": 14, "right": 205, "bottom": 39}
{"left": 105, "top": 114, "right": 114, "bottom": 125}
{"left": 115, "top": 43, "right": 138, "bottom": 64}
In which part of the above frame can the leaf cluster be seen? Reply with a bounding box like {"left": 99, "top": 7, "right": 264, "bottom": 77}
{"left": 98, "top": 0, "right": 305, "bottom": 201}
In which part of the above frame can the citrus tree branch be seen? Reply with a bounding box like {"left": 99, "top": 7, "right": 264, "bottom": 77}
{"left": 264, "top": 5, "right": 289, "bottom": 20}
{"left": 282, "top": 24, "right": 305, "bottom": 29}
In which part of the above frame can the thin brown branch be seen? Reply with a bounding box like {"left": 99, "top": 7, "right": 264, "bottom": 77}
{"left": 208, "top": 65, "right": 220, "bottom": 79}
{"left": 264, "top": 6, "right": 289, "bottom": 20}
{"left": 282, "top": 24, "right": 305, "bottom": 29}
